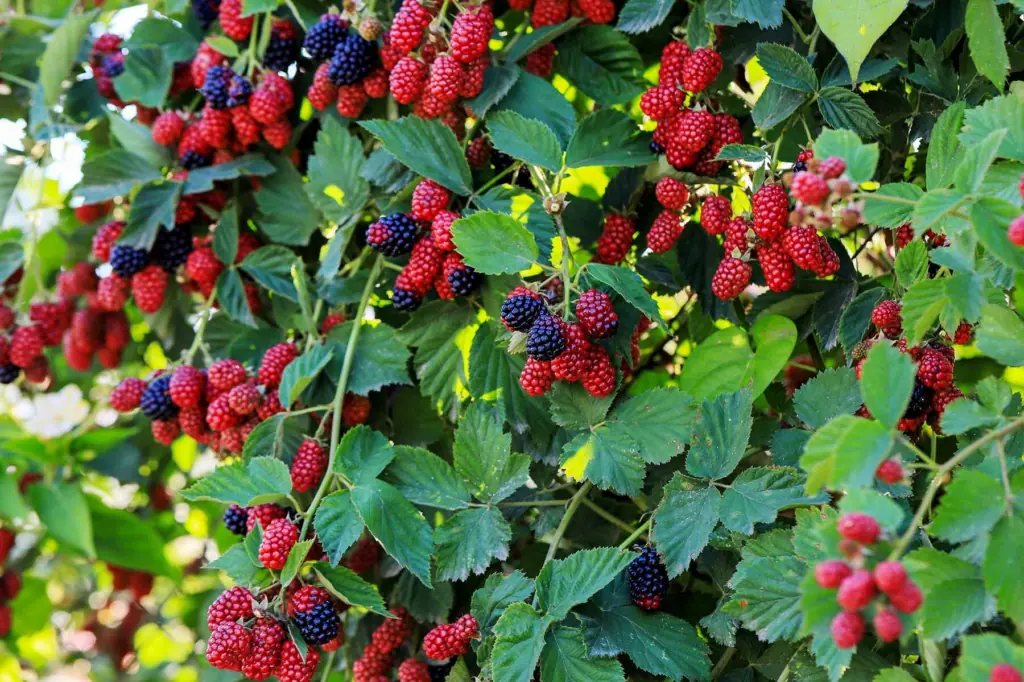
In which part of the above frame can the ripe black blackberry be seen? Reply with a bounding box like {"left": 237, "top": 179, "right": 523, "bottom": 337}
{"left": 649, "top": 140, "right": 665, "bottom": 155}
{"left": 448, "top": 266, "right": 482, "bottom": 296}
{"left": 109, "top": 245, "right": 150, "bottom": 278}
{"left": 793, "top": 160, "right": 808, "bottom": 173}
{"left": 500, "top": 293, "right": 545, "bottom": 332}
{"left": 226, "top": 75, "right": 252, "bottom": 107}
{"left": 140, "top": 375, "right": 180, "bottom": 421}
{"left": 328, "top": 34, "right": 377, "bottom": 86}
{"left": 391, "top": 288, "right": 423, "bottom": 312}
{"left": 366, "top": 214, "right": 420, "bottom": 256}
{"left": 223, "top": 504, "right": 248, "bottom": 535}
{"left": 491, "top": 150, "right": 531, "bottom": 188}
{"left": 526, "top": 313, "right": 566, "bottom": 361}
{"left": 181, "top": 150, "right": 212, "bottom": 170}
{"left": 200, "top": 65, "right": 232, "bottom": 109}
{"left": 303, "top": 15, "right": 346, "bottom": 61}
{"left": 628, "top": 544, "right": 668, "bottom": 611}
{"left": 102, "top": 54, "right": 125, "bottom": 77}
{"left": 904, "top": 381, "right": 934, "bottom": 419}
{"left": 0, "top": 364, "right": 20, "bottom": 384}
{"left": 152, "top": 227, "right": 193, "bottom": 272}
{"left": 263, "top": 28, "right": 299, "bottom": 72}
{"left": 293, "top": 601, "right": 340, "bottom": 645}
{"left": 192, "top": 0, "right": 221, "bottom": 27}
{"left": 428, "top": 661, "right": 456, "bottom": 682}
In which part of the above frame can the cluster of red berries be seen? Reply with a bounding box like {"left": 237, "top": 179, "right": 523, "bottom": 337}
{"left": 786, "top": 150, "right": 863, "bottom": 232}
{"left": 854, "top": 301, "right": 963, "bottom": 435}
{"left": 0, "top": 528, "right": 20, "bottom": 638}
{"left": 817, "top": 513, "right": 922, "bottom": 649}
{"left": 647, "top": 177, "right": 690, "bottom": 253}
{"left": 422, "top": 613, "right": 479, "bottom": 660}
{"left": 0, "top": 274, "right": 77, "bottom": 386}
{"left": 353, "top": 607, "right": 414, "bottom": 682}
{"left": 642, "top": 42, "right": 737, "bottom": 174}
{"left": 513, "top": 0, "right": 616, "bottom": 30}
{"left": 386, "top": 179, "right": 482, "bottom": 310}
{"left": 1005, "top": 174, "right": 1024, "bottom": 246}
{"left": 382, "top": 0, "right": 493, "bottom": 137}
{"left": 592, "top": 214, "right": 637, "bottom": 265}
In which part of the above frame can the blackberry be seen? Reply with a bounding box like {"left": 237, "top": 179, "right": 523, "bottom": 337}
{"left": 200, "top": 65, "right": 232, "bottom": 109}
{"left": 500, "top": 293, "right": 545, "bottom": 332}
{"left": 526, "top": 313, "right": 566, "bottom": 361}
{"left": 140, "top": 375, "right": 180, "bottom": 421}
{"left": 226, "top": 75, "right": 252, "bottom": 107}
{"left": 264, "top": 31, "right": 299, "bottom": 72}
{"left": 428, "top": 661, "right": 456, "bottom": 682}
{"left": 649, "top": 140, "right": 665, "bottom": 155}
{"left": 293, "top": 601, "right": 340, "bottom": 645}
{"left": 0, "top": 364, "right": 20, "bottom": 384}
{"left": 448, "top": 266, "right": 482, "bottom": 296}
{"left": 102, "top": 54, "right": 125, "bottom": 77}
{"left": 223, "top": 504, "right": 248, "bottom": 535}
{"left": 793, "top": 160, "right": 808, "bottom": 173}
{"left": 628, "top": 544, "right": 668, "bottom": 610}
{"left": 491, "top": 150, "right": 531, "bottom": 188}
{"left": 303, "top": 16, "right": 346, "bottom": 61}
{"left": 328, "top": 34, "right": 377, "bottom": 86}
{"left": 192, "top": 0, "right": 222, "bottom": 26}
{"left": 366, "top": 213, "right": 420, "bottom": 256}
{"left": 391, "top": 287, "right": 423, "bottom": 311}
{"left": 181, "top": 150, "right": 212, "bottom": 170}
{"left": 152, "top": 227, "right": 193, "bottom": 271}
{"left": 904, "top": 381, "right": 933, "bottom": 419}
{"left": 109, "top": 245, "right": 150, "bottom": 278}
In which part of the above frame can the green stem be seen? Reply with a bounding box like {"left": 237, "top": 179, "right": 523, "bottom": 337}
{"left": 319, "top": 651, "right": 336, "bottom": 682}
{"left": 889, "top": 415, "right": 1024, "bottom": 558}
{"left": 617, "top": 518, "right": 652, "bottom": 550}
{"left": 806, "top": 334, "right": 825, "bottom": 372}
{"left": 851, "top": 192, "right": 917, "bottom": 206}
{"left": 0, "top": 71, "right": 36, "bottom": 90}
{"left": 710, "top": 647, "right": 737, "bottom": 681}
{"left": 185, "top": 284, "right": 218, "bottom": 364}
{"left": 493, "top": 498, "right": 570, "bottom": 508}
{"left": 555, "top": 215, "right": 573, "bottom": 321}
{"left": 469, "top": 161, "right": 521, "bottom": 202}
{"left": 579, "top": 496, "right": 637, "bottom": 535}
{"left": 284, "top": 0, "right": 308, "bottom": 29}
{"left": 541, "top": 481, "right": 592, "bottom": 565}
{"left": 299, "top": 256, "right": 382, "bottom": 543}
{"left": 781, "top": 7, "right": 809, "bottom": 43}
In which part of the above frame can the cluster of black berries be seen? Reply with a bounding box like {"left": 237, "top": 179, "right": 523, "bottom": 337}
{"left": 263, "top": 20, "right": 301, "bottom": 72}
{"left": 302, "top": 14, "right": 377, "bottom": 86}
{"left": 110, "top": 227, "right": 193, "bottom": 279}
{"left": 628, "top": 544, "right": 669, "bottom": 610}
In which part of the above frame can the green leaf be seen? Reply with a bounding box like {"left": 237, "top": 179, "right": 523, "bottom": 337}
{"left": 352, "top": 480, "right": 434, "bottom": 587}
{"left": 306, "top": 117, "right": 370, "bottom": 224}
{"left": 464, "top": 63, "right": 521, "bottom": 119}
{"left": 813, "top": 128, "right": 879, "bottom": 184}
{"left": 313, "top": 562, "right": 390, "bottom": 617}
{"left": 242, "top": 0, "right": 278, "bottom": 16}
{"left": 217, "top": 268, "right": 258, "bottom": 327}
{"left": 118, "top": 182, "right": 182, "bottom": 250}
{"left": 279, "top": 540, "right": 313, "bottom": 586}
{"left": 208, "top": 544, "right": 269, "bottom": 587}
{"left": 904, "top": 548, "right": 994, "bottom": 639}
{"left": 800, "top": 415, "right": 893, "bottom": 494}
{"left": 837, "top": 489, "right": 905, "bottom": 532}
{"left": 0, "top": 162, "right": 23, "bottom": 226}
{"left": 89, "top": 499, "right": 175, "bottom": 577}
{"left": 107, "top": 113, "right": 171, "bottom": 169}
{"left": 756, "top": 43, "right": 817, "bottom": 92}
{"left": 725, "top": 553, "right": 805, "bottom": 642}
{"left": 812, "top": 0, "right": 908, "bottom": 82}
{"left": 771, "top": 429, "right": 811, "bottom": 468}
{"left": 685, "top": 2, "right": 711, "bottom": 48}
{"left": 605, "top": 387, "right": 696, "bottom": 465}
{"left": 686, "top": 388, "right": 754, "bottom": 480}
{"left": 28, "top": 482, "right": 95, "bottom": 558}
{"left": 39, "top": 11, "right": 95, "bottom": 105}
{"left": 839, "top": 289, "right": 887, "bottom": 356}
{"left": 181, "top": 457, "right": 291, "bottom": 505}
{"left": 894, "top": 238, "right": 929, "bottom": 288}
{"left": 913, "top": 188, "right": 967, "bottom": 233}
{"left": 182, "top": 154, "right": 275, "bottom": 194}
{"left": 493, "top": 72, "right": 578, "bottom": 148}
{"left": 927, "top": 102, "right": 967, "bottom": 190}
{"left": 958, "top": 634, "right": 1024, "bottom": 682}
{"left": 793, "top": 367, "right": 862, "bottom": 429}
{"left": 326, "top": 321, "right": 413, "bottom": 395}
{"left": 241, "top": 413, "right": 308, "bottom": 462}
{"left": 580, "top": 579, "right": 711, "bottom": 681}
{"left": 555, "top": 26, "right": 645, "bottom": 106}
{"left": 983, "top": 515, "right": 1024, "bottom": 622}
{"left": 536, "top": 547, "right": 637, "bottom": 620}
{"left": 453, "top": 403, "right": 530, "bottom": 503}
{"left": 124, "top": 17, "right": 200, "bottom": 61}
{"left": 0, "top": 470, "right": 29, "bottom": 521}
{"left": 817, "top": 87, "right": 883, "bottom": 139}
{"left": 976, "top": 303, "right": 1024, "bottom": 365}
{"left": 862, "top": 183, "right": 924, "bottom": 228}
{"left": 753, "top": 81, "right": 808, "bottom": 130}
{"left": 616, "top": 0, "right": 676, "bottom": 33}
{"left": 450, "top": 211, "right": 539, "bottom": 274}
{"left": 205, "top": 35, "right": 240, "bottom": 56}
{"left": 750, "top": 315, "right": 798, "bottom": 399}
{"left": 562, "top": 428, "right": 645, "bottom": 496}
{"left": 434, "top": 506, "right": 512, "bottom": 582}
{"left": 874, "top": 669, "right": 918, "bottom": 682}
{"left": 720, "top": 467, "right": 828, "bottom": 535}
{"left": 584, "top": 263, "right": 664, "bottom": 325}
{"left": 652, "top": 476, "right": 721, "bottom": 577}
{"left": 487, "top": 111, "right": 563, "bottom": 171}
{"left": 965, "top": 0, "right": 1009, "bottom": 91}
{"left": 961, "top": 94, "right": 1024, "bottom": 161}
{"left": 732, "top": 0, "right": 784, "bottom": 27}
{"left": 941, "top": 398, "right": 1001, "bottom": 435}
{"left": 472, "top": 570, "right": 536, "bottom": 636}
{"left": 859, "top": 343, "right": 916, "bottom": 429}
{"left": 549, "top": 382, "right": 613, "bottom": 430}
{"left": 277, "top": 345, "right": 333, "bottom": 407}
{"left": 395, "top": 301, "right": 476, "bottom": 411}
{"left": 493, "top": 603, "right": 549, "bottom": 682}
{"left": 212, "top": 200, "right": 241, "bottom": 266}
{"left": 113, "top": 46, "right": 171, "bottom": 108}
{"left": 313, "top": 491, "right": 364, "bottom": 565}
{"left": 253, "top": 155, "right": 322, "bottom": 246}
{"left": 241, "top": 245, "right": 300, "bottom": 301}
{"left": 386, "top": 445, "right": 471, "bottom": 510}
{"left": 955, "top": 128, "right": 1007, "bottom": 194}
{"left": 541, "top": 627, "right": 625, "bottom": 682}
{"left": 565, "top": 110, "right": 655, "bottom": 169}
{"left": 360, "top": 117, "right": 472, "bottom": 195}
{"left": 715, "top": 144, "right": 770, "bottom": 163}
{"left": 972, "top": 198, "right": 1024, "bottom": 272}
{"left": 677, "top": 327, "right": 753, "bottom": 402}
{"left": 334, "top": 425, "right": 395, "bottom": 486}
{"left": 929, "top": 470, "right": 1005, "bottom": 542}
{"left": 75, "top": 150, "right": 163, "bottom": 203}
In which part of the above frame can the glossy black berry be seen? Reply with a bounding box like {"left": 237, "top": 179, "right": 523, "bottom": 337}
{"left": 0, "top": 364, "right": 20, "bottom": 383}
{"left": 152, "top": 227, "right": 193, "bottom": 272}
{"left": 526, "top": 313, "right": 566, "bottom": 361}
{"left": 328, "top": 34, "right": 376, "bottom": 86}
{"left": 200, "top": 65, "right": 232, "bottom": 109}
{"left": 293, "top": 601, "right": 340, "bottom": 645}
{"left": 448, "top": 265, "right": 482, "bottom": 296}
{"left": 793, "top": 160, "right": 808, "bottom": 173}
{"left": 263, "top": 32, "right": 300, "bottom": 72}
{"left": 904, "top": 381, "right": 934, "bottom": 419}
{"left": 391, "top": 288, "right": 423, "bottom": 312}
{"left": 226, "top": 75, "right": 252, "bottom": 108}
{"left": 102, "top": 54, "right": 125, "bottom": 77}
{"left": 303, "top": 15, "right": 346, "bottom": 61}
{"left": 223, "top": 504, "right": 248, "bottom": 535}
{"left": 140, "top": 375, "right": 179, "bottom": 421}
{"left": 366, "top": 213, "right": 420, "bottom": 257}
{"left": 500, "top": 294, "right": 545, "bottom": 332}
{"left": 109, "top": 245, "right": 150, "bottom": 278}
{"left": 181, "top": 150, "right": 212, "bottom": 170}
{"left": 649, "top": 140, "right": 665, "bottom": 155}
{"left": 428, "top": 661, "right": 456, "bottom": 682}
{"left": 192, "top": 0, "right": 222, "bottom": 27}
{"left": 628, "top": 544, "right": 668, "bottom": 610}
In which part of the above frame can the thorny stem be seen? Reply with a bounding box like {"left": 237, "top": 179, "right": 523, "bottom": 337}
{"left": 185, "top": 284, "right": 218, "bottom": 364}
{"left": 889, "top": 415, "right": 1024, "bottom": 559}
{"left": 299, "top": 256, "right": 382, "bottom": 543}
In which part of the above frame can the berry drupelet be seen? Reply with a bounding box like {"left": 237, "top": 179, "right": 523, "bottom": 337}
{"left": 627, "top": 545, "right": 669, "bottom": 610}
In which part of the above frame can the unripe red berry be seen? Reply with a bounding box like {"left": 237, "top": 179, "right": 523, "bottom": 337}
{"left": 837, "top": 513, "right": 881, "bottom": 545}
{"left": 830, "top": 611, "right": 864, "bottom": 649}
{"left": 872, "top": 561, "right": 908, "bottom": 595}
{"left": 814, "top": 560, "right": 852, "bottom": 589}
{"left": 991, "top": 664, "right": 1024, "bottom": 682}
{"left": 837, "top": 569, "right": 876, "bottom": 611}
{"left": 873, "top": 608, "right": 902, "bottom": 642}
